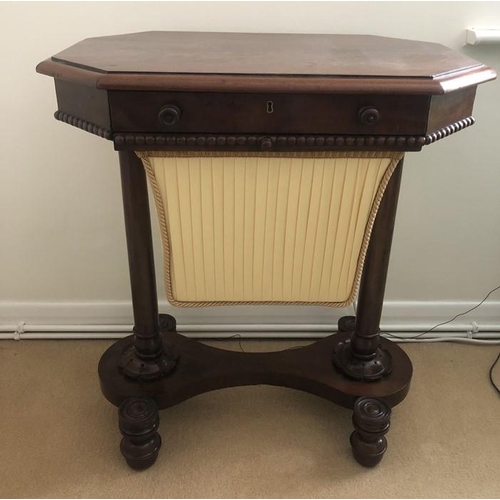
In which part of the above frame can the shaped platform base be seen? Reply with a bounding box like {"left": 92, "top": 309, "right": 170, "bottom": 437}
{"left": 99, "top": 330, "right": 412, "bottom": 469}
{"left": 99, "top": 331, "right": 412, "bottom": 410}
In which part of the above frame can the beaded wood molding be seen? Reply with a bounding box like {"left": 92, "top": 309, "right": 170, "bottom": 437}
{"left": 54, "top": 111, "right": 112, "bottom": 140}
{"left": 114, "top": 118, "right": 476, "bottom": 150}
{"left": 424, "top": 117, "right": 475, "bottom": 144}
{"left": 52, "top": 111, "right": 475, "bottom": 148}
{"left": 114, "top": 133, "right": 425, "bottom": 149}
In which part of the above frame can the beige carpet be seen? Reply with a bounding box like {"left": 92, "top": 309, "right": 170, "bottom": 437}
{"left": 1, "top": 338, "right": 499, "bottom": 498}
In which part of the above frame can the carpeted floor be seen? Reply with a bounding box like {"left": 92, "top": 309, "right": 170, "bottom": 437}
{"left": 1, "top": 338, "right": 499, "bottom": 498}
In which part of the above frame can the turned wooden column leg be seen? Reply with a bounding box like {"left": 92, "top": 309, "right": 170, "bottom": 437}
{"left": 333, "top": 158, "right": 404, "bottom": 381}
{"left": 118, "top": 151, "right": 176, "bottom": 380}
{"left": 119, "top": 397, "right": 162, "bottom": 470}
{"left": 350, "top": 396, "right": 391, "bottom": 467}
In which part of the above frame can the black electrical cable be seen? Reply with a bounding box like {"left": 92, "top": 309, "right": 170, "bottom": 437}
{"left": 384, "top": 284, "right": 500, "bottom": 341}
{"left": 216, "top": 333, "right": 246, "bottom": 352}
{"left": 489, "top": 350, "right": 500, "bottom": 397}
{"left": 383, "top": 284, "right": 500, "bottom": 397}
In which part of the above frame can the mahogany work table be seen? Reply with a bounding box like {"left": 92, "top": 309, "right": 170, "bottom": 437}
{"left": 37, "top": 32, "right": 495, "bottom": 470}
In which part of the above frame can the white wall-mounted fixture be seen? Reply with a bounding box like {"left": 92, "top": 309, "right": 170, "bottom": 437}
{"left": 465, "top": 28, "right": 500, "bottom": 45}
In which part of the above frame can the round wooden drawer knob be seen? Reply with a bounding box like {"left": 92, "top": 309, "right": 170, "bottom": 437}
{"left": 260, "top": 137, "right": 273, "bottom": 150}
{"left": 158, "top": 105, "right": 181, "bottom": 126}
{"left": 358, "top": 107, "right": 381, "bottom": 126}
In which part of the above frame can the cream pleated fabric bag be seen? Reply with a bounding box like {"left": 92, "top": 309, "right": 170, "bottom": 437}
{"left": 137, "top": 151, "right": 403, "bottom": 307}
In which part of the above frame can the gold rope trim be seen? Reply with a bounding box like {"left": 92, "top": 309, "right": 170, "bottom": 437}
{"left": 138, "top": 150, "right": 404, "bottom": 308}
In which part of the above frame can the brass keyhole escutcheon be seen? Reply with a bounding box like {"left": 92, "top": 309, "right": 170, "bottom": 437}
{"left": 266, "top": 100, "right": 274, "bottom": 114}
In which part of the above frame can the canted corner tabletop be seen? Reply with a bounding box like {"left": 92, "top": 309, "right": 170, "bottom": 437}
{"left": 37, "top": 31, "right": 495, "bottom": 470}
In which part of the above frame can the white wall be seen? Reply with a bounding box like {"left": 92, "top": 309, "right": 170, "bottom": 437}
{"left": 1, "top": 2, "right": 499, "bottom": 332}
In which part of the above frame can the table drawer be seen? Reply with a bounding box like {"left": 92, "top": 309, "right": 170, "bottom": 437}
{"left": 109, "top": 92, "right": 430, "bottom": 136}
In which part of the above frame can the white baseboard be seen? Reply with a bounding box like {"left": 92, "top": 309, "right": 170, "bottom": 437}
{"left": 0, "top": 300, "right": 499, "bottom": 338}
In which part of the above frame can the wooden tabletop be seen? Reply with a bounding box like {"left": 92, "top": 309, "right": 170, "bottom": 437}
{"left": 37, "top": 31, "right": 495, "bottom": 94}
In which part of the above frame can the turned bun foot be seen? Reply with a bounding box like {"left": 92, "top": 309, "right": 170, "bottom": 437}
{"left": 350, "top": 396, "right": 391, "bottom": 467}
{"left": 159, "top": 313, "right": 177, "bottom": 332}
{"left": 337, "top": 315, "right": 356, "bottom": 332}
{"left": 119, "top": 397, "right": 162, "bottom": 470}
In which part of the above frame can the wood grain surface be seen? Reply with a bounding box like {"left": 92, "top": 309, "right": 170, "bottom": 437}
{"left": 36, "top": 31, "right": 496, "bottom": 94}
